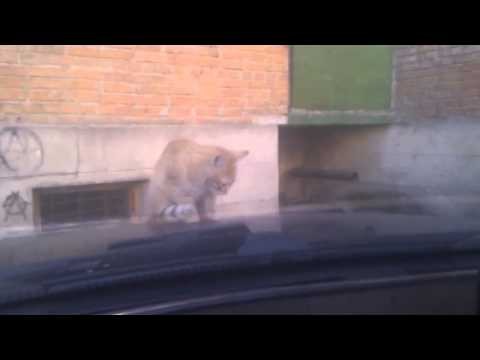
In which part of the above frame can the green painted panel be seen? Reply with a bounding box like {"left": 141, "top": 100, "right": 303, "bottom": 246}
{"left": 291, "top": 46, "right": 393, "bottom": 111}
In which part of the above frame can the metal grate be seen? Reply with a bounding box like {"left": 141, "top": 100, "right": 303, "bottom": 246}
{"left": 35, "top": 184, "right": 135, "bottom": 228}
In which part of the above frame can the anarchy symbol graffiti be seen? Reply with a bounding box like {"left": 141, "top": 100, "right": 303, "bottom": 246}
{"left": 0, "top": 127, "right": 44, "bottom": 174}
{"left": 2, "top": 191, "right": 30, "bottom": 222}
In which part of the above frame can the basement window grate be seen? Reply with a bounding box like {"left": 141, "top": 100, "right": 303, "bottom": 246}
{"left": 33, "top": 181, "right": 146, "bottom": 230}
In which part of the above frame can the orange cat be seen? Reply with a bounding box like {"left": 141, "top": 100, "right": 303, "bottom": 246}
{"left": 144, "top": 139, "right": 249, "bottom": 225}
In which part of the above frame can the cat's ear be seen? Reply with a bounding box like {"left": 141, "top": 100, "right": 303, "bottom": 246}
{"left": 233, "top": 150, "right": 249, "bottom": 161}
{"left": 213, "top": 154, "right": 226, "bottom": 168}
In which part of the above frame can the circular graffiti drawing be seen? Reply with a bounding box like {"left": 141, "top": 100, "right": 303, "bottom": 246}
{"left": 0, "top": 127, "right": 44, "bottom": 174}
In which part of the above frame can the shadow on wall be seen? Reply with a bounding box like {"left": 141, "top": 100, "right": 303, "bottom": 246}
{"left": 279, "top": 120, "right": 480, "bottom": 218}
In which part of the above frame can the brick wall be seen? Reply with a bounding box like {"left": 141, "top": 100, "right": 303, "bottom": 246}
{"left": 394, "top": 45, "right": 480, "bottom": 120}
{"left": 0, "top": 45, "right": 289, "bottom": 124}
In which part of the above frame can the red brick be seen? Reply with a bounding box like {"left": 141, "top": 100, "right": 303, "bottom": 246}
{"left": 221, "top": 88, "right": 245, "bottom": 97}
{"left": 270, "top": 62, "right": 288, "bottom": 72}
{"left": 221, "top": 47, "right": 247, "bottom": 59}
{"left": 134, "top": 51, "right": 167, "bottom": 63}
{"left": 26, "top": 102, "right": 62, "bottom": 114}
{"left": 267, "top": 46, "right": 288, "bottom": 56}
{"left": 68, "top": 67, "right": 106, "bottom": 80}
{"left": 223, "top": 97, "right": 246, "bottom": 107}
{"left": 133, "top": 74, "right": 168, "bottom": 84}
{"left": 29, "top": 66, "right": 67, "bottom": 78}
{"left": 0, "top": 45, "right": 289, "bottom": 124}
{"left": 169, "top": 107, "right": 194, "bottom": 118}
{"left": 139, "top": 62, "right": 173, "bottom": 75}
{"left": 196, "top": 106, "right": 219, "bottom": 117}
{"left": 127, "top": 106, "right": 149, "bottom": 117}
{"left": 19, "top": 53, "right": 65, "bottom": 66}
{"left": 264, "top": 72, "right": 276, "bottom": 86}
{"left": 136, "top": 45, "right": 163, "bottom": 52}
{"left": 244, "top": 60, "right": 269, "bottom": 71}
{"left": 135, "top": 95, "right": 169, "bottom": 106}
{"left": 253, "top": 72, "right": 266, "bottom": 81}
{"left": 64, "top": 56, "right": 99, "bottom": 67}
{"left": 30, "top": 89, "right": 64, "bottom": 101}
{"left": 223, "top": 59, "right": 243, "bottom": 70}
{"left": 222, "top": 78, "right": 245, "bottom": 88}
{"left": 98, "top": 104, "right": 131, "bottom": 115}
{"left": 105, "top": 45, "right": 137, "bottom": 50}
{"left": 30, "top": 78, "right": 65, "bottom": 90}
{"left": 165, "top": 46, "right": 195, "bottom": 54}
{"left": 0, "top": 51, "right": 18, "bottom": 64}
{"left": 196, "top": 56, "right": 219, "bottom": 67}
{"left": 0, "top": 45, "right": 17, "bottom": 52}
{"left": 107, "top": 59, "right": 131, "bottom": 71}
{"left": 461, "top": 63, "right": 480, "bottom": 73}
{"left": 66, "top": 79, "right": 99, "bottom": 90}
{"left": 169, "top": 82, "right": 196, "bottom": 95}
{"left": 130, "top": 62, "right": 154, "bottom": 73}
{"left": 63, "top": 103, "right": 97, "bottom": 115}
{"left": 221, "top": 107, "right": 243, "bottom": 117}
{"left": 103, "top": 71, "right": 133, "bottom": 82}
{"left": 196, "top": 46, "right": 219, "bottom": 57}
{"left": 0, "top": 88, "right": 26, "bottom": 100}
{"left": 0, "top": 103, "right": 26, "bottom": 114}
{"left": 197, "top": 86, "right": 221, "bottom": 100}
{"left": 247, "top": 90, "right": 271, "bottom": 105}
{"left": 102, "top": 94, "right": 135, "bottom": 105}
{"left": 97, "top": 104, "right": 116, "bottom": 115}
{"left": 135, "top": 83, "right": 170, "bottom": 94}
{"left": 0, "top": 65, "right": 27, "bottom": 76}
{"left": 172, "top": 54, "right": 201, "bottom": 66}
{"left": 242, "top": 72, "right": 253, "bottom": 81}
{"left": 65, "top": 90, "right": 98, "bottom": 103}
{"left": 170, "top": 96, "right": 196, "bottom": 107}
{"left": 0, "top": 76, "right": 25, "bottom": 88}
{"left": 67, "top": 46, "right": 102, "bottom": 58}
{"left": 248, "top": 80, "right": 268, "bottom": 89}
{"left": 100, "top": 48, "right": 133, "bottom": 60}
{"left": 104, "top": 81, "right": 135, "bottom": 94}
{"left": 29, "top": 46, "right": 65, "bottom": 54}
{"left": 65, "top": 56, "right": 130, "bottom": 71}
{"left": 143, "top": 106, "right": 169, "bottom": 116}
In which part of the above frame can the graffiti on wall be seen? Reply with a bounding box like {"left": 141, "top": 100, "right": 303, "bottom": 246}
{"left": 0, "top": 127, "right": 44, "bottom": 174}
{"left": 2, "top": 191, "right": 30, "bottom": 222}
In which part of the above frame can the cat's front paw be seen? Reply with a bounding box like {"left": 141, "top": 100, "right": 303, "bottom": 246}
{"left": 176, "top": 204, "right": 198, "bottom": 222}
{"left": 177, "top": 205, "right": 196, "bottom": 218}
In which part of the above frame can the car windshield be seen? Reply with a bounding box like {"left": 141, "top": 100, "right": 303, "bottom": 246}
{"left": 1, "top": 45, "right": 480, "bottom": 308}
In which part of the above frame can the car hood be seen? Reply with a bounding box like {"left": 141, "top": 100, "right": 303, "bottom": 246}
{"left": 2, "top": 206, "right": 480, "bottom": 298}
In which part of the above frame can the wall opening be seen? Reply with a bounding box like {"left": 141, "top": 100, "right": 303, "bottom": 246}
{"left": 32, "top": 181, "right": 146, "bottom": 231}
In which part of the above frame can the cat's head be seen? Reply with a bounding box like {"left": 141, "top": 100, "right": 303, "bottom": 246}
{"left": 206, "top": 149, "right": 249, "bottom": 195}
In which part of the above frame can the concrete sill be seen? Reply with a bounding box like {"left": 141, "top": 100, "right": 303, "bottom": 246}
{"left": 287, "top": 109, "right": 393, "bottom": 126}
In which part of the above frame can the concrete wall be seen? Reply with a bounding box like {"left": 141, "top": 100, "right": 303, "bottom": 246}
{"left": 0, "top": 123, "right": 278, "bottom": 238}
{"left": 280, "top": 120, "right": 480, "bottom": 217}
{"left": 0, "top": 45, "right": 288, "bottom": 124}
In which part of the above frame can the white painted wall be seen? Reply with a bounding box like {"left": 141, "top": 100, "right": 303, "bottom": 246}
{"left": 0, "top": 124, "right": 279, "bottom": 238}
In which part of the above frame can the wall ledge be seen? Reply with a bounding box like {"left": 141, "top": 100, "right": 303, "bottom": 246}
{"left": 288, "top": 109, "right": 394, "bottom": 126}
